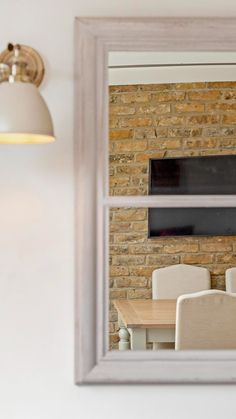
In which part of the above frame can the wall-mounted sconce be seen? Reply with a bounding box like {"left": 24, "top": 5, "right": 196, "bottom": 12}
{"left": 0, "top": 43, "right": 55, "bottom": 143}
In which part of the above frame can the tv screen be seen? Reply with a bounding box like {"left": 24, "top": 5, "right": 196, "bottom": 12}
{"left": 148, "top": 207, "right": 236, "bottom": 237}
{"left": 150, "top": 155, "right": 236, "bottom": 195}
{"left": 149, "top": 155, "right": 236, "bottom": 237}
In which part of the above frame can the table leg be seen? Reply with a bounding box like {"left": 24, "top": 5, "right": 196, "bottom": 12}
{"left": 129, "top": 328, "right": 147, "bottom": 350}
{"left": 118, "top": 316, "right": 130, "bottom": 350}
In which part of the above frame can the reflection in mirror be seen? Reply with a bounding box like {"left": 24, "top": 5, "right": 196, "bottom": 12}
{"left": 109, "top": 52, "right": 236, "bottom": 351}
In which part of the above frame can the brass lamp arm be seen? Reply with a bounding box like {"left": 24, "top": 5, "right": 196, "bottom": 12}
{"left": 0, "top": 43, "right": 45, "bottom": 87}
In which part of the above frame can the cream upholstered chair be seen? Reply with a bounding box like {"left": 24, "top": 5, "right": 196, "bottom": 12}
{"left": 225, "top": 267, "right": 236, "bottom": 293}
{"left": 175, "top": 290, "right": 236, "bottom": 350}
{"left": 152, "top": 264, "right": 210, "bottom": 349}
{"left": 152, "top": 264, "right": 211, "bottom": 300}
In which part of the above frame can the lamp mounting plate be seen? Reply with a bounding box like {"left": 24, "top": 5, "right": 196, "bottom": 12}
{"left": 0, "top": 44, "right": 45, "bottom": 87}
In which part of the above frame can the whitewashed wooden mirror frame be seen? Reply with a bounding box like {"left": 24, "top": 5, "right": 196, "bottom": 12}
{"left": 74, "top": 17, "right": 236, "bottom": 384}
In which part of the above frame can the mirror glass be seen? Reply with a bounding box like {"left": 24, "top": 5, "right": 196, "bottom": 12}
{"left": 108, "top": 51, "right": 236, "bottom": 351}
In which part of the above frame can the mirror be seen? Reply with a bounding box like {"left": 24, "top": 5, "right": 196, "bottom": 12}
{"left": 75, "top": 17, "right": 236, "bottom": 384}
{"left": 108, "top": 51, "right": 236, "bottom": 351}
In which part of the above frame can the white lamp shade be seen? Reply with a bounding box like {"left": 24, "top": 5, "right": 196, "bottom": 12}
{"left": 0, "top": 82, "right": 55, "bottom": 143}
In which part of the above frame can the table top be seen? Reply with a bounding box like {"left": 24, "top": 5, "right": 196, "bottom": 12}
{"left": 114, "top": 299, "right": 176, "bottom": 329}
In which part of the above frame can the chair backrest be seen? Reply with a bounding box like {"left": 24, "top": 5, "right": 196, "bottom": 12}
{"left": 226, "top": 267, "right": 236, "bottom": 293}
{"left": 152, "top": 264, "right": 210, "bottom": 300}
{"left": 175, "top": 290, "right": 236, "bottom": 350}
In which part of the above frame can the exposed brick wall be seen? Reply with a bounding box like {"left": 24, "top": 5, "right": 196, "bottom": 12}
{"left": 109, "top": 81, "right": 236, "bottom": 349}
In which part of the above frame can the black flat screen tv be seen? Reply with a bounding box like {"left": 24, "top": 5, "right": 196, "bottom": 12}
{"left": 148, "top": 207, "right": 236, "bottom": 237}
{"left": 150, "top": 155, "right": 236, "bottom": 195}
{"left": 149, "top": 155, "right": 236, "bottom": 237}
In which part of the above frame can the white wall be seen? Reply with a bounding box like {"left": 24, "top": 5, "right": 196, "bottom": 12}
{"left": 1, "top": 1, "right": 236, "bottom": 418}
{"left": 109, "top": 64, "right": 236, "bottom": 85}
{"left": 109, "top": 51, "right": 236, "bottom": 85}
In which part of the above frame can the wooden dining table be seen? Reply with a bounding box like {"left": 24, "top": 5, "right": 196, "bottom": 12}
{"left": 114, "top": 299, "right": 176, "bottom": 350}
